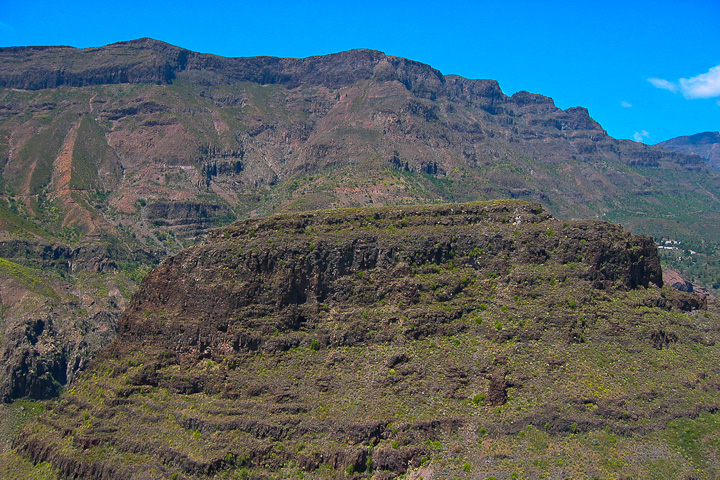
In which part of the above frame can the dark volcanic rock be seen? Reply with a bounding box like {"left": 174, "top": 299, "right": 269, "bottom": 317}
{"left": 119, "top": 201, "right": 661, "bottom": 349}
{"left": 0, "top": 39, "right": 442, "bottom": 95}
{"left": 144, "top": 201, "right": 234, "bottom": 238}
{"left": 0, "top": 239, "right": 159, "bottom": 402}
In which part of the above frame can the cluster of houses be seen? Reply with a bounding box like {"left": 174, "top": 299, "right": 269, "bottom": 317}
{"left": 657, "top": 239, "right": 697, "bottom": 256}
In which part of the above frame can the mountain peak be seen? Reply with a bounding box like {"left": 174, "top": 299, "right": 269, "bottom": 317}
{"left": 106, "top": 37, "right": 185, "bottom": 50}
{"left": 661, "top": 131, "right": 720, "bottom": 145}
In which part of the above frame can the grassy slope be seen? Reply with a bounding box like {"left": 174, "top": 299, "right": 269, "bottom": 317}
{"left": 0, "top": 401, "right": 58, "bottom": 480}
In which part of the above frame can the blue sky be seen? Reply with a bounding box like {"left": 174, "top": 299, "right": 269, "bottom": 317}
{"left": 1, "top": 0, "right": 718, "bottom": 143}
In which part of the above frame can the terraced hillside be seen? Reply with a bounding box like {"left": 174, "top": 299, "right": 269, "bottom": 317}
{"left": 7, "top": 201, "right": 719, "bottom": 479}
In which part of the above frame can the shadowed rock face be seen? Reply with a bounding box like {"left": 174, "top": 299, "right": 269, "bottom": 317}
{"left": 0, "top": 39, "right": 473, "bottom": 98}
{"left": 16, "top": 201, "right": 719, "bottom": 480}
{"left": 0, "top": 240, "right": 150, "bottom": 402}
{"left": 120, "top": 201, "right": 662, "bottom": 347}
{"left": 663, "top": 267, "right": 694, "bottom": 292}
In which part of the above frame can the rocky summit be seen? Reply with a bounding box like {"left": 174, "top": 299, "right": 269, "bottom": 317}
{"left": 11, "top": 201, "right": 719, "bottom": 479}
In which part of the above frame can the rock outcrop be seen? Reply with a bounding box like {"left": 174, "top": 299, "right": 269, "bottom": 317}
{"left": 0, "top": 239, "right": 158, "bottom": 402}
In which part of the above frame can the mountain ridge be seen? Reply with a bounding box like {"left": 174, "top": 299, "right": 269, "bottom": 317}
{"left": 658, "top": 131, "right": 720, "bottom": 171}
{"left": 0, "top": 38, "right": 655, "bottom": 132}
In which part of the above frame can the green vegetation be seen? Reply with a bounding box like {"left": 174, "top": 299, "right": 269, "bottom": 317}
{"left": 657, "top": 237, "right": 720, "bottom": 295}
{"left": 70, "top": 118, "right": 100, "bottom": 187}
{"left": 0, "top": 400, "right": 56, "bottom": 480}
{"left": 15, "top": 115, "right": 73, "bottom": 195}
{"left": 0, "top": 257, "right": 58, "bottom": 299}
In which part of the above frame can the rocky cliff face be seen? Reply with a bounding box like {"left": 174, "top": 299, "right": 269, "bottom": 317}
{"left": 0, "top": 239, "right": 147, "bottom": 402}
{"left": 0, "top": 39, "right": 510, "bottom": 103}
{"left": 0, "top": 235, "right": 158, "bottom": 402}
{"left": 14, "top": 201, "right": 719, "bottom": 480}
{"left": 120, "top": 201, "right": 662, "bottom": 345}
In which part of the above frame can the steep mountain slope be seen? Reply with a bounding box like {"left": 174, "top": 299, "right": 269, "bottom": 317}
{"left": 655, "top": 133, "right": 720, "bottom": 296}
{"left": 0, "top": 252, "right": 129, "bottom": 401}
{"left": 659, "top": 131, "right": 720, "bottom": 171}
{"left": 1, "top": 39, "right": 719, "bottom": 401}
{"left": 1, "top": 39, "right": 715, "bottom": 240}
{"left": 10, "top": 201, "right": 719, "bottom": 479}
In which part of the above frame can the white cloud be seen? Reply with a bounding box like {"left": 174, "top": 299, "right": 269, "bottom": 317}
{"left": 648, "top": 77, "right": 678, "bottom": 93}
{"left": 679, "top": 65, "right": 720, "bottom": 99}
{"left": 621, "top": 101, "right": 632, "bottom": 108}
{"left": 649, "top": 65, "right": 720, "bottom": 99}
{"left": 633, "top": 130, "right": 650, "bottom": 143}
